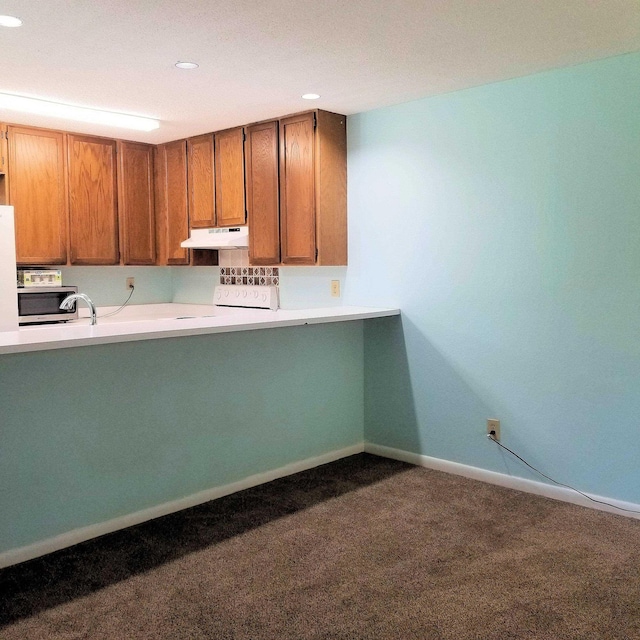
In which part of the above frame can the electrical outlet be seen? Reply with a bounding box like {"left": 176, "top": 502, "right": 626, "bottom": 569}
{"left": 487, "top": 419, "right": 500, "bottom": 441}
{"left": 126, "top": 277, "right": 135, "bottom": 290}
{"left": 331, "top": 280, "right": 340, "bottom": 298}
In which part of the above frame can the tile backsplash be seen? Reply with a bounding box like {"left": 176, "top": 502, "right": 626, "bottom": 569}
{"left": 220, "top": 266, "right": 279, "bottom": 286}
{"left": 218, "top": 249, "right": 279, "bottom": 285}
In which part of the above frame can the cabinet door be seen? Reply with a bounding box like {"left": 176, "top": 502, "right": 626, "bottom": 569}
{"left": 215, "top": 127, "right": 246, "bottom": 227}
{"left": 245, "top": 121, "right": 280, "bottom": 265}
{"left": 0, "top": 125, "right": 6, "bottom": 205}
{"left": 314, "top": 110, "right": 347, "bottom": 265}
{"left": 8, "top": 126, "right": 68, "bottom": 264}
{"left": 187, "top": 134, "right": 216, "bottom": 228}
{"left": 156, "top": 140, "right": 189, "bottom": 265}
{"left": 67, "top": 134, "right": 119, "bottom": 265}
{"left": 279, "top": 112, "right": 315, "bottom": 265}
{"left": 0, "top": 124, "right": 7, "bottom": 174}
{"left": 118, "top": 141, "right": 155, "bottom": 265}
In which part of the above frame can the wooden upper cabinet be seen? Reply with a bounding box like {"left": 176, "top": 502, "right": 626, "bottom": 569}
{"left": 8, "top": 126, "right": 68, "bottom": 265}
{"left": 314, "top": 110, "right": 347, "bottom": 266}
{"left": 118, "top": 141, "right": 155, "bottom": 265}
{"left": 67, "top": 134, "right": 118, "bottom": 265}
{"left": 3, "top": 109, "right": 345, "bottom": 270}
{"left": 155, "top": 140, "right": 189, "bottom": 265}
{"left": 0, "top": 124, "right": 6, "bottom": 206}
{"left": 0, "top": 124, "right": 8, "bottom": 175}
{"left": 215, "top": 127, "right": 246, "bottom": 227}
{"left": 187, "top": 134, "right": 216, "bottom": 228}
{"left": 279, "top": 110, "right": 347, "bottom": 266}
{"left": 245, "top": 121, "right": 280, "bottom": 266}
{"left": 279, "top": 112, "right": 316, "bottom": 265}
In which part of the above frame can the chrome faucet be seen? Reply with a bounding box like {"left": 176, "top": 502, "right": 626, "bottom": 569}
{"left": 60, "top": 293, "right": 97, "bottom": 325}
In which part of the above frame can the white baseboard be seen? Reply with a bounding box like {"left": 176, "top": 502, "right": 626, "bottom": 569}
{"left": 364, "top": 442, "right": 640, "bottom": 520}
{"left": 7, "top": 441, "right": 635, "bottom": 570}
{"left": 0, "top": 443, "right": 365, "bottom": 570}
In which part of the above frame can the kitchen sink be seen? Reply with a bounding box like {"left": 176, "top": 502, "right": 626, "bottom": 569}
{"left": 69, "top": 303, "right": 275, "bottom": 326}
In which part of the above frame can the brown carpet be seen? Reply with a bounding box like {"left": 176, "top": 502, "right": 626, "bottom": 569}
{"left": 1, "top": 453, "right": 640, "bottom": 639}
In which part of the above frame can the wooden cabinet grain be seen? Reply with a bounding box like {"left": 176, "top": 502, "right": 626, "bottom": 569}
{"left": 0, "top": 124, "right": 6, "bottom": 205}
{"left": 118, "top": 141, "right": 155, "bottom": 265}
{"left": 0, "top": 124, "right": 8, "bottom": 175}
{"left": 279, "top": 113, "right": 316, "bottom": 265}
{"left": 313, "top": 110, "right": 347, "bottom": 266}
{"left": 245, "top": 110, "right": 347, "bottom": 266}
{"left": 279, "top": 110, "right": 347, "bottom": 266}
{"left": 245, "top": 120, "right": 280, "bottom": 265}
{"left": 8, "top": 125, "right": 68, "bottom": 265}
{"left": 5, "top": 108, "right": 346, "bottom": 270}
{"left": 215, "top": 127, "right": 246, "bottom": 227}
{"left": 155, "top": 140, "right": 189, "bottom": 265}
{"left": 67, "top": 134, "right": 119, "bottom": 265}
{"left": 187, "top": 134, "right": 216, "bottom": 228}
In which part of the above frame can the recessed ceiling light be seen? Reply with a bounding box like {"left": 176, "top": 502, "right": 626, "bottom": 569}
{"left": 0, "top": 93, "right": 160, "bottom": 131}
{"left": 175, "top": 61, "right": 199, "bottom": 70}
{"left": 0, "top": 15, "right": 22, "bottom": 27}
{"left": 302, "top": 93, "right": 321, "bottom": 100}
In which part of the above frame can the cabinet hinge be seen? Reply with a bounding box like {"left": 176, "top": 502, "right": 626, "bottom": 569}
{"left": 242, "top": 131, "right": 246, "bottom": 142}
{"left": 313, "top": 113, "right": 317, "bottom": 130}
{"left": 315, "top": 247, "right": 318, "bottom": 261}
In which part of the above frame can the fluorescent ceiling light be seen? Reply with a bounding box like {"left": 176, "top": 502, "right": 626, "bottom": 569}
{"left": 175, "top": 61, "right": 199, "bottom": 69}
{"left": 302, "top": 93, "right": 320, "bottom": 100}
{"left": 0, "top": 15, "right": 22, "bottom": 27}
{"left": 0, "top": 93, "right": 160, "bottom": 131}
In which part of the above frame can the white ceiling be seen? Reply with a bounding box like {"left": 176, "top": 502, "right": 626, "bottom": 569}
{"left": 1, "top": 0, "right": 640, "bottom": 144}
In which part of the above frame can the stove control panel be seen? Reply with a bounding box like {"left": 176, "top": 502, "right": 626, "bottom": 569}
{"left": 214, "top": 285, "right": 279, "bottom": 310}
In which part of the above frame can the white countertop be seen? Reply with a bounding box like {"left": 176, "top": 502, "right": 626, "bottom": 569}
{"left": 0, "top": 303, "right": 400, "bottom": 354}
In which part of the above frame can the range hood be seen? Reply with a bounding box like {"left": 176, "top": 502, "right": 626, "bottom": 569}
{"left": 181, "top": 226, "right": 249, "bottom": 250}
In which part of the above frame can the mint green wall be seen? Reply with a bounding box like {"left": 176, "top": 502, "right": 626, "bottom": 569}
{"left": 60, "top": 266, "right": 173, "bottom": 306}
{"left": 58, "top": 265, "right": 350, "bottom": 309}
{"left": 349, "top": 52, "right": 640, "bottom": 503}
{"left": 171, "top": 266, "right": 219, "bottom": 304}
{"left": 0, "top": 322, "right": 363, "bottom": 552}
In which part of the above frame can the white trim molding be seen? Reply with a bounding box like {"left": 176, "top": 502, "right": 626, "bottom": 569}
{"left": 364, "top": 442, "right": 640, "bottom": 521}
{"left": 0, "top": 443, "right": 365, "bottom": 569}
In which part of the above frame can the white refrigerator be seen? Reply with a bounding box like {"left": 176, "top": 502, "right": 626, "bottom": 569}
{"left": 0, "top": 205, "right": 18, "bottom": 331}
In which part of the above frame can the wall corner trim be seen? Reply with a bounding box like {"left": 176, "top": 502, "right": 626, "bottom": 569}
{"left": 364, "top": 442, "right": 640, "bottom": 521}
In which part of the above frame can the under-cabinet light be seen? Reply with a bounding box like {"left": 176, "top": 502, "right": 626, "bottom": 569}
{"left": 302, "top": 93, "right": 320, "bottom": 100}
{"left": 175, "top": 61, "right": 199, "bottom": 69}
{"left": 0, "top": 93, "right": 160, "bottom": 131}
{"left": 0, "top": 15, "right": 22, "bottom": 27}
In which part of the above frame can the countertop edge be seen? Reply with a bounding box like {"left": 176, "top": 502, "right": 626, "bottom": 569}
{"left": 0, "top": 307, "right": 401, "bottom": 355}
